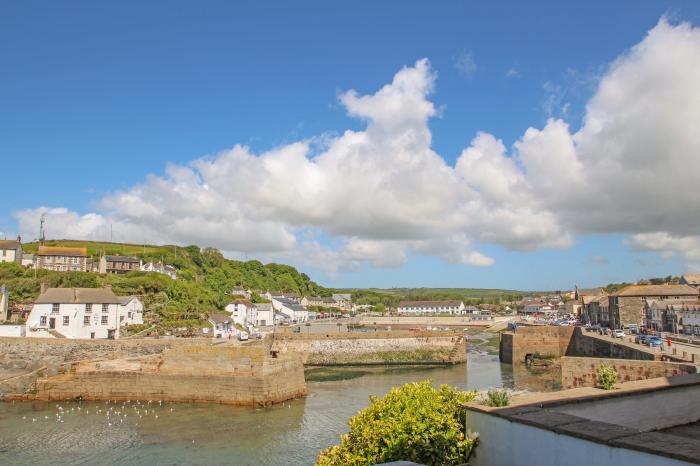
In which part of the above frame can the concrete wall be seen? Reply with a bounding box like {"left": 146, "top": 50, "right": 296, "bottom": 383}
{"left": 560, "top": 357, "right": 697, "bottom": 389}
{"left": 10, "top": 345, "right": 306, "bottom": 406}
{"left": 466, "top": 410, "right": 690, "bottom": 466}
{"left": 272, "top": 334, "right": 466, "bottom": 365}
{"left": 0, "top": 325, "right": 25, "bottom": 337}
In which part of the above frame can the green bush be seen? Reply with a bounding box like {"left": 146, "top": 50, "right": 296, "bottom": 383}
{"left": 316, "top": 380, "right": 478, "bottom": 466}
{"left": 596, "top": 364, "right": 618, "bottom": 390}
{"left": 483, "top": 389, "right": 509, "bottom": 407}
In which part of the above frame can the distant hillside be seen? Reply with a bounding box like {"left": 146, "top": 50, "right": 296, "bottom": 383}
{"left": 3, "top": 240, "right": 324, "bottom": 329}
{"left": 341, "top": 287, "right": 526, "bottom": 310}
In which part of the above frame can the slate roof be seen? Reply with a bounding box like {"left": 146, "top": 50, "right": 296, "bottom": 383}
{"left": 612, "top": 285, "right": 699, "bottom": 297}
{"left": 105, "top": 255, "right": 139, "bottom": 263}
{"left": 37, "top": 246, "right": 87, "bottom": 257}
{"left": 35, "top": 287, "right": 121, "bottom": 304}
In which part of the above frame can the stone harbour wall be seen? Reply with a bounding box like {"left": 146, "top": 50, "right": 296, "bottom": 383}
{"left": 7, "top": 345, "right": 306, "bottom": 406}
{"left": 560, "top": 356, "right": 697, "bottom": 389}
{"left": 272, "top": 334, "right": 467, "bottom": 365}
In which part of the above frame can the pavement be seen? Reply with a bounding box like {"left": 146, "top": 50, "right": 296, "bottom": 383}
{"left": 588, "top": 331, "right": 700, "bottom": 363}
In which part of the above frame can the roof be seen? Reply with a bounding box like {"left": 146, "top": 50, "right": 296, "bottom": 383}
{"left": 254, "top": 303, "right": 273, "bottom": 311}
{"left": 118, "top": 296, "right": 140, "bottom": 305}
{"left": 209, "top": 314, "right": 234, "bottom": 324}
{"left": 332, "top": 293, "right": 352, "bottom": 301}
{"left": 105, "top": 255, "right": 139, "bottom": 263}
{"left": 612, "top": 284, "right": 700, "bottom": 297}
{"left": 578, "top": 287, "right": 604, "bottom": 296}
{"left": 37, "top": 246, "right": 87, "bottom": 257}
{"left": 681, "top": 274, "right": 700, "bottom": 285}
{"left": 230, "top": 299, "right": 254, "bottom": 306}
{"left": 0, "top": 240, "right": 21, "bottom": 250}
{"left": 398, "top": 300, "right": 463, "bottom": 308}
{"left": 647, "top": 299, "right": 700, "bottom": 310}
{"left": 35, "top": 287, "right": 121, "bottom": 304}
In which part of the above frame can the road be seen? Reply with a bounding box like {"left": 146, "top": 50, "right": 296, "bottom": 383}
{"left": 589, "top": 331, "right": 700, "bottom": 363}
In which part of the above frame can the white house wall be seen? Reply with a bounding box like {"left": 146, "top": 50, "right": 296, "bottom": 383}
{"left": 26, "top": 303, "right": 120, "bottom": 339}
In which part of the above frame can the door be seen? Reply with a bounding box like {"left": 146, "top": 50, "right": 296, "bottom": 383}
{"left": 49, "top": 318, "right": 56, "bottom": 329}
{"left": 107, "top": 329, "right": 115, "bottom": 339}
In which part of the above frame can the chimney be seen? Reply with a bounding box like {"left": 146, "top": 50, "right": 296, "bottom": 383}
{"left": 40, "top": 283, "right": 48, "bottom": 294}
{"left": 16, "top": 235, "right": 21, "bottom": 243}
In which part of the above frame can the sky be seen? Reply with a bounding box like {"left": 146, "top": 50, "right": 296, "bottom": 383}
{"left": 3, "top": 1, "right": 700, "bottom": 290}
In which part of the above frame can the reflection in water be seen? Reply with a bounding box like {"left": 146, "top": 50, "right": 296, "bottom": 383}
{"left": 0, "top": 352, "right": 558, "bottom": 465}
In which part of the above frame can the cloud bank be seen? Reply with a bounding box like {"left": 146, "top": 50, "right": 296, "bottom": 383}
{"left": 15, "top": 19, "right": 700, "bottom": 272}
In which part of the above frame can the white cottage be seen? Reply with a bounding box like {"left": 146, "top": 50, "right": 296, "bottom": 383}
{"left": 225, "top": 299, "right": 256, "bottom": 327}
{"left": 117, "top": 296, "right": 144, "bottom": 326}
{"left": 26, "top": 286, "right": 123, "bottom": 339}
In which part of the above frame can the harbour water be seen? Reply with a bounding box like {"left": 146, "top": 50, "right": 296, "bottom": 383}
{"left": 0, "top": 346, "right": 555, "bottom": 465}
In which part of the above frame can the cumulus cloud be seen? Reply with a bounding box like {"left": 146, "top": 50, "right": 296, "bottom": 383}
{"left": 14, "top": 18, "right": 700, "bottom": 273}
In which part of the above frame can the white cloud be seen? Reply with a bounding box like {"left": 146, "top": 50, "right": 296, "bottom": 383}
{"left": 505, "top": 67, "right": 521, "bottom": 78}
{"left": 15, "top": 18, "right": 700, "bottom": 273}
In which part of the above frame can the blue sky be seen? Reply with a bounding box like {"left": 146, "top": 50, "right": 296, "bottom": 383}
{"left": 2, "top": 1, "right": 700, "bottom": 290}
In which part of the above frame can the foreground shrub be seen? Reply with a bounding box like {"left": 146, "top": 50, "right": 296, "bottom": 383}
{"left": 596, "top": 364, "right": 618, "bottom": 390}
{"left": 483, "top": 388, "right": 509, "bottom": 407}
{"left": 316, "top": 380, "right": 478, "bottom": 466}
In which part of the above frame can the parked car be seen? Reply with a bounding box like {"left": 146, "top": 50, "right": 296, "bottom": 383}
{"left": 238, "top": 333, "right": 249, "bottom": 341}
{"left": 649, "top": 336, "right": 663, "bottom": 347}
{"left": 637, "top": 335, "right": 649, "bottom": 344}
{"left": 613, "top": 329, "right": 625, "bottom": 338}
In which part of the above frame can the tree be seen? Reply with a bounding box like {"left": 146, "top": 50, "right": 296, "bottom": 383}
{"left": 317, "top": 381, "right": 478, "bottom": 466}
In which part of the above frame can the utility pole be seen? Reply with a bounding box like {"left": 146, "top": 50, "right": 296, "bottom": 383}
{"left": 110, "top": 224, "right": 113, "bottom": 242}
{"left": 39, "top": 214, "right": 46, "bottom": 246}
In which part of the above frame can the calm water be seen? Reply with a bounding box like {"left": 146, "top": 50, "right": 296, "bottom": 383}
{"left": 0, "top": 351, "right": 553, "bottom": 466}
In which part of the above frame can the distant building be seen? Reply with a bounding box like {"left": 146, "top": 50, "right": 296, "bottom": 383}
{"left": 609, "top": 284, "right": 700, "bottom": 329}
{"left": 645, "top": 300, "right": 700, "bottom": 334}
{"left": 0, "top": 237, "right": 22, "bottom": 264}
{"left": 208, "top": 314, "right": 235, "bottom": 338}
{"left": 231, "top": 286, "right": 252, "bottom": 299}
{"left": 99, "top": 255, "right": 140, "bottom": 274}
{"left": 680, "top": 274, "right": 700, "bottom": 288}
{"left": 397, "top": 300, "right": 465, "bottom": 315}
{"left": 301, "top": 296, "right": 324, "bottom": 307}
{"left": 35, "top": 246, "right": 89, "bottom": 272}
{"left": 225, "top": 299, "right": 256, "bottom": 327}
{"left": 331, "top": 293, "right": 353, "bottom": 311}
{"left": 25, "top": 286, "right": 123, "bottom": 339}
{"left": 140, "top": 261, "right": 177, "bottom": 279}
{"left": 117, "top": 296, "right": 144, "bottom": 326}
{"left": 252, "top": 302, "right": 274, "bottom": 327}
{"left": 271, "top": 296, "right": 309, "bottom": 322}
{"left": 21, "top": 253, "right": 34, "bottom": 268}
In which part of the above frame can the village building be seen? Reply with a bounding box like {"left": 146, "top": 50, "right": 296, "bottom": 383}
{"left": 252, "top": 302, "right": 274, "bottom": 327}
{"left": 301, "top": 296, "right": 324, "bottom": 307}
{"left": 680, "top": 273, "right": 700, "bottom": 288}
{"left": 99, "top": 255, "right": 140, "bottom": 274}
{"left": 20, "top": 253, "right": 34, "bottom": 268}
{"left": 117, "top": 296, "right": 144, "bottom": 326}
{"left": 225, "top": 299, "right": 256, "bottom": 327}
{"left": 397, "top": 300, "right": 465, "bottom": 315}
{"left": 331, "top": 293, "right": 353, "bottom": 311}
{"left": 645, "top": 300, "right": 700, "bottom": 335}
{"left": 609, "top": 284, "right": 700, "bottom": 329}
{"left": 585, "top": 295, "right": 610, "bottom": 327}
{"left": 35, "top": 246, "right": 89, "bottom": 272}
{"left": 0, "top": 237, "right": 23, "bottom": 264}
{"left": 140, "top": 261, "right": 177, "bottom": 279}
{"left": 25, "top": 286, "right": 123, "bottom": 339}
{"left": 208, "top": 314, "right": 235, "bottom": 338}
{"left": 231, "top": 286, "right": 252, "bottom": 299}
{"left": 271, "top": 296, "right": 309, "bottom": 322}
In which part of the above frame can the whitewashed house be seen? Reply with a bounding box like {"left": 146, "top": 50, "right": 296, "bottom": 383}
{"left": 140, "top": 261, "right": 177, "bottom": 279}
{"left": 208, "top": 314, "right": 237, "bottom": 338}
{"left": 117, "top": 296, "right": 144, "bottom": 326}
{"left": 225, "top": 299, "right": 256, "bottom": 327}
{"left": 26, "top": 286, "right": 122, "bottom": 339}
{"left": 253, "top": 302, "right": 274, "bottom": 327}
{"left": 397, "top": 300, "right": 465, "bottom": 315}
{"left": 231, "top": 286, "right": 252, "bottom": 299}
{"left": 271, "top": 297, "right": 308, "bottom": 322}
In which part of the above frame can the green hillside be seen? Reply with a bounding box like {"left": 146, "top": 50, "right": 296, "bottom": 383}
{"left": 3, "top": 240, "right": 323, "bottom": 329}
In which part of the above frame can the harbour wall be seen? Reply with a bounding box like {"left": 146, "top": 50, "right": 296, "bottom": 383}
{"left": 5, "top": 345, "right": 306, "bottom": 406}
{"left": 559, "top": 357, "right": 697, "bottom": 389}
{"left": 271, "top": 333, "right": 467, "bottom": 365}
{"left": 499, "top": 326, "right": 657, "bottom": 364}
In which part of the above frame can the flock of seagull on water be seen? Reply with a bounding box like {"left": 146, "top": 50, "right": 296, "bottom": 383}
{"left": 19, "top": 399, "right": 175, "bottom": 428}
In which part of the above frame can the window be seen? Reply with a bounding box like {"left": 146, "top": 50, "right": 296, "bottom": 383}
{"left": 83, "top": 315, "right": 90, "bottom": 325}
{"left": 51, "top": 303, "right": 59, "bottom": 314}
{"left": 102, "top": 304, "right": 108, "bottom": 313}
{"left": 85, "top": 304, "right": 92, "bottom": 314}
{"left": 40, "top": 316, "right": 47, "bottom": 326}
{"left": 101, "top": 315, "right": 108, "bottom": 325}
{"left": 63, "top": 316, "right": 69, "bottom": 326}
